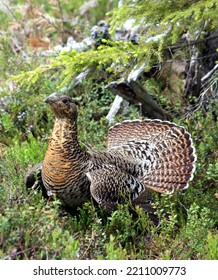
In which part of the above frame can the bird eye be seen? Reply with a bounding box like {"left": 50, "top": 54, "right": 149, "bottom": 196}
{"left": 62, "top": 98, "right": 69, "bottom": 104}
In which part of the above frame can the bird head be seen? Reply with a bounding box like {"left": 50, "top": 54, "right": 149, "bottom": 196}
{"left": 44, "top": 93, "right": 77, "bottom": 120}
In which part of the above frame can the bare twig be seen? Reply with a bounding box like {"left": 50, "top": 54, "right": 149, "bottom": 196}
{"left": 2, "top": 1, "right": 28, "bottom": 36}
{"left": 167, "top": 34, "right": 218, "bottom": 51}
{"left": 201, "top": 64, "right": 218, "bottom": 83}
{"left": 38, "top": 12, "right": 59, "bottom": 30}
{"left": 10, "top": 37, "right": 29, "bottom": 59}
{"left": 56, "top": 0, "right": 65, "bottom": 45}
{"left": 166, "top": 52, "right": 218, "bottom": 64}
{"left": 185, "top": 70, "right": 218, "bottom": 117}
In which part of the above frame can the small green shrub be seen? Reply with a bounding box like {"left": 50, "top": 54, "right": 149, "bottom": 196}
{"left": 206, "top": 231, "right": 218, "bottom": 260}
{"left": 105, "top": 235, "right": 127, "bottom": 260}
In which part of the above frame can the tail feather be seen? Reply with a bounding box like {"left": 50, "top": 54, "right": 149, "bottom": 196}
{"left": 154, "top": 154, "right": 196, "bottom": 168}
{"left": 144, "top": 174, "right": 193, "bottom": 184}
{"left": 144, "top": 181, "right": 188, "bottom": 193}
{"left": 146, "top": 165, "right": 195, "bottom": 177}
{"left": 108, "top": 119, "right": 187, "bottom": 148}
{"left": 107, "top": 119, "right": 196, "bottom": 194}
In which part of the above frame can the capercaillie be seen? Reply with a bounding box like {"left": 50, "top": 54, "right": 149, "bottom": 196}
{"left": 27, "top": 93, "right": 196, "bottom": 213}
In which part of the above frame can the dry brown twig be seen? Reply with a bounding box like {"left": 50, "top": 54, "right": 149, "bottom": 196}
{"left": 2, "top": 1, "right": 28, "bottom": 36}
{"left": 56, "top": 0, "right": 65, "bottom": 45}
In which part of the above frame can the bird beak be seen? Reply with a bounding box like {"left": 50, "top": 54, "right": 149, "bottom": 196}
{"left": 44, "top": 96, "right": 51, "bottom": 103}
{"left": 44, "top": 93, "right": 59, "bottom": 104}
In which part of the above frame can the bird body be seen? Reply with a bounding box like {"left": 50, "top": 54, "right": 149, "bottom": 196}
{"left": 42, "top": 97, "right": 90, "bottom": 207}
{"left": 41, "top": 93, "right": 196, "bottom": 211}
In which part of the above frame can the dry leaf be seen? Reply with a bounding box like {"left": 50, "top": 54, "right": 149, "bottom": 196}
{"left": 27, "top": 36, "right": 50, "bottom": 49}
{"left": 26, "top": 3, "right": 42, "bottom": 19}
{"left": 9, "top": 21, "right": 23, "bottom": 32}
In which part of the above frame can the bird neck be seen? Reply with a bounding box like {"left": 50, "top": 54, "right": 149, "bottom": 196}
{"left": 51, "top": 117, "right": 82, "bottom": 153}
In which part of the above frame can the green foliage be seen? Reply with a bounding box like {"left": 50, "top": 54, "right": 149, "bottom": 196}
{"left": 12, "top": 0, "right": 218, "bottom": 98}
{"left": 0, "top": 84, "right": 54, "bottom": 146}
{"left": 0, "top": 197, "right": 81, "bottom": 259}
{"left": 105, "top": 235, "right": 127, "bottom": 260}
{"left": 146, "top": 198, "right": 217, "bottom": 260}
{"left": 0, "top": 11, "right": 9, "bottom": 30}
{"left": 106, "top": 205, "right": 136, "bottom": 243}
{"left": 110, "top": 0, "right": 217, "bottom": 37}
{"left": 206, "top": 231, "right": 218, "bottom": 259}
{"left": 13, "top": 41, "right": 141, "bottom": 88}
{"left": 180, "top": 203, "right": 215, "bottom": 258}
{"left": 0, "top": 36, "right": 23, "bottom": 80}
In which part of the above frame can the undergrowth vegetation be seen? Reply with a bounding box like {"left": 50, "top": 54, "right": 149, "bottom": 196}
{"left": 0, "top": 0, "right": 217, "bottom": 260}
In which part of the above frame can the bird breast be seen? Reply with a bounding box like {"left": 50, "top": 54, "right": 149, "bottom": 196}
{"left": 42, "top": 119, "right": 88, "bottom": 192}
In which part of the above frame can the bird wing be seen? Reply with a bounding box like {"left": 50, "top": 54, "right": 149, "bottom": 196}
{"left": 86, "top": 164, "right": 145, "bottom": 212}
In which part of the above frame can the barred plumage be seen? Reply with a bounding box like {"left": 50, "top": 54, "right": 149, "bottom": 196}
{"left": 40, "top": 93, "right": 196, "bottom": 211}
{"left": 42, "top": 94, "right": 90, "bottom": 207}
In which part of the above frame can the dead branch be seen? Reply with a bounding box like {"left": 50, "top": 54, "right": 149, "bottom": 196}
{"left": 106, "top": 95, "right": 128, "bottom": 125}
{"left": 108, "top": 81, "right": 171, "bottom": 120}
{"left": 167, "top": 34, "right": 218, "bottom": 51}
{"left": 201, "top": 64, "right": 218, "bottom": 83}
{"left": 56, "top": 0, "right": 65, "bottom": 45}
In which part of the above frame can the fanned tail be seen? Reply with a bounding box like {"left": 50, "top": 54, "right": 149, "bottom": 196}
{"left": 108, "top": 119, "right": 196, "bottom": 193}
